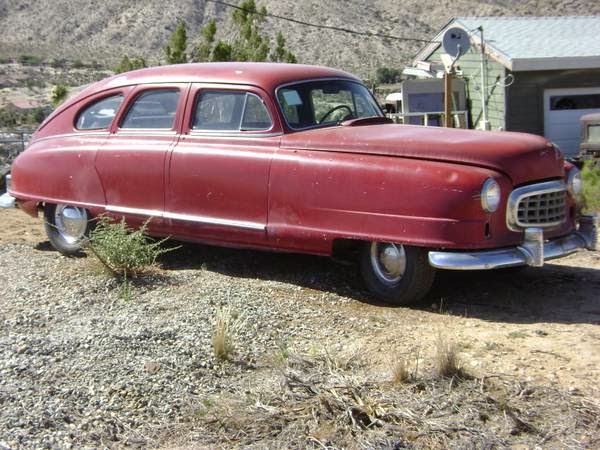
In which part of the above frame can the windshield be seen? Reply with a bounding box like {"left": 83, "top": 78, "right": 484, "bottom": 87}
{"left": 277, "top": 79, "right": 383, "bottom": 129}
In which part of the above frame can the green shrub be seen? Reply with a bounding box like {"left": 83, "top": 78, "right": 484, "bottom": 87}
{"left": 18, "top": 54, "right": 43, "bottom": 66}
{"left": 581, "top": 161, "right": 600, "bottom": 213}
{"left": 49, "top": 84, "right": 69, "bottom": 107}
{"left": 114, "top": 55, "right": 147, "bottom": 74}
{"left": 88, "top": 216, "right": 175, "bottom": 278}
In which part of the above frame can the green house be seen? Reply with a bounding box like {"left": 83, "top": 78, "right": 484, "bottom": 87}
{"left": 414, "top": 16, "right": 600, "bottom": 157}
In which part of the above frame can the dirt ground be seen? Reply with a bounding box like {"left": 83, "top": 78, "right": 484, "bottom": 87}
{"left": 1, "top": 207, "right": 599, "bottom": 401}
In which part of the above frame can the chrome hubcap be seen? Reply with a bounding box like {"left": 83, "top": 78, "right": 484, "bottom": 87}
{"left": 54, "top": 205, "right": 88, "bottom": 244}
{"left": 370, "top": 242, "right": 406, "bottom": 285}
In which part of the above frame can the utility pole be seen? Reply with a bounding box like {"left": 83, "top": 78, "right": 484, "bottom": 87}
{"left": 444, "top": 70, "right": 453, "bottom": 128}
{"left": 478, "top": 26, "right": 490, "bottom": 130}
{"left": 441, "top": 27, "right": 470, "bottom": 128}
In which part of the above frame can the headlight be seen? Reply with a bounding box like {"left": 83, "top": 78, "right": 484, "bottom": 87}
{"left": 567, "top": 167, "right": 582, "bottom": 196}
{"left": 481, "top": 178, "right": 501, "bottom": 212}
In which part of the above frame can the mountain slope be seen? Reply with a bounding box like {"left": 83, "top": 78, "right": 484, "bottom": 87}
{"left": 1, "top": 0, "right": 599, "bottom": 76}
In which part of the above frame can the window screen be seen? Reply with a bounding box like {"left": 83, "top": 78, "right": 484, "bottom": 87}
{"left": 193, "top": 91, "right": 272, "bottom": 131}
{"left": 121, "top": 89, "right": 180, "bottom": 129}
{"left": 76, "top": 94, "right": 124, "bottom": 130}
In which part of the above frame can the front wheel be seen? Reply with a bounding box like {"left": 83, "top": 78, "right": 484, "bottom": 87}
{"left": 360, "top": 242, "right": 435, "bottom": 305}
{"left": 44, "top": 203, "right": 91, "bottom": 256}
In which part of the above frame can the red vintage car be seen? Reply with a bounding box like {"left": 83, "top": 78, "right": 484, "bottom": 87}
{"left": 2, "top": 63, "right": 597, "bottom": 304}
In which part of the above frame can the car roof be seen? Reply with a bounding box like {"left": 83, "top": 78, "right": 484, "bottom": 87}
{"left": 39, "top": 63, "right": 362, "bottom": 132}
{"left": 87, "top": 62, "right": 359, "bottom": 94}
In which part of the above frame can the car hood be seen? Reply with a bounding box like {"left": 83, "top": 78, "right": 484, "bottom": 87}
{"left": 280, "top": 124, "right": 564, "bottom": 185}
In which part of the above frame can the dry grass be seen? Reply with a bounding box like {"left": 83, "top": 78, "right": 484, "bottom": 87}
{"left": 212, "top": 305, "right": 245, "bottom": 361}
{"left": 164, "top": 349, "right": 600, "bottom": 449}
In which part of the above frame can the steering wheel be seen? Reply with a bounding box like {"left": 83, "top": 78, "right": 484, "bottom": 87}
{"left": 318, "top": 104, "right": 354, "bottom": 123}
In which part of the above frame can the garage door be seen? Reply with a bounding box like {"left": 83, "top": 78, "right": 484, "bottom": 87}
{"left": 544, "top": 88, "right": 600, "bottom": 157}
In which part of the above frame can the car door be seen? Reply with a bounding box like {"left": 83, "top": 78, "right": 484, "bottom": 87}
{"left": 166, "top": 84, "right": 281, "bottom": 245}
{"left": 95, "top": 84, "right": 188, "bottom": 228}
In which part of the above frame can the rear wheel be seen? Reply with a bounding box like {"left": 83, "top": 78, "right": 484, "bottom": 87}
{"left": 360, "top": 241, "right": 435, "bottom": 305}
{"left": 44, "top": 203, "right": 91, "bottom": 256}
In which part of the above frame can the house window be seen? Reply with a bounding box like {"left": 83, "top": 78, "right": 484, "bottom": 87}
{"left": 550, "top": 94, "right": 600, "bottom": 110}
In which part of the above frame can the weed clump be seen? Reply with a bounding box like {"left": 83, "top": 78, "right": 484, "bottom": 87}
{"left": 391, "top": 349, "right": 420, "bottom": 384}
{"left": 212, "top": 306, "right": 245, "bottom": 361}
{"left": 434, "top": 333, "right": 465, "bottom": 379}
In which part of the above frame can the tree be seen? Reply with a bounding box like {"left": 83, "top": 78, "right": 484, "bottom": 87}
{"left": 190, "top": 1, "right": 296, "bottom": 63}
{"left": 211, "top": 41, "right": 233, "bottom": 62}
{"left": 164, "top": 21, "right": 188, "bottom": 64}
{"left": 50, "top": 84, "right": 69, "bottom": 107}
{"left": 271, "top": 32, "right": 297, "bottom": 63}
{"left": 375, "top": 67, "right": 402, "bottom": 85}
{"left": 229, "top": 0, "right": 269, "bottom": 61}
{"left": 114, "top": 55, "right": 147, "bottom": 74}
{"left": 192, "top": 19, "right": 217, "bottom": 62}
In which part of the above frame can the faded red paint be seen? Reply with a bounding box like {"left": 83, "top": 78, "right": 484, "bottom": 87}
{"left": 9, "top": 62, "right": 577, "bottom": 256}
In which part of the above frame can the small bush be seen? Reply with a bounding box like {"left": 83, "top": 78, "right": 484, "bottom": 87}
{"left": 581, "top": 161, "right": 600, "bottom": 213}
{"left": 212, "top": 306, "right": 245, "bottom": 361}
{"left": 88, "top": 216, "right": 174, "bottom": 278}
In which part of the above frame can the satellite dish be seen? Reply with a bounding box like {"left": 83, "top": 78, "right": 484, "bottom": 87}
{"left": 442, "top": 27, "right": 471, "bottom": 58}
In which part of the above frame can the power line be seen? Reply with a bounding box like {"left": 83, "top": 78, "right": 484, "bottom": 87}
{"left": 206, "top": 0, "right": 432, "bottom": 44}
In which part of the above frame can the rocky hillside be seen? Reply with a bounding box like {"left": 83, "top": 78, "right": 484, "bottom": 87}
{"left": 1, "top": 0, "right": 599, "bottom": 76}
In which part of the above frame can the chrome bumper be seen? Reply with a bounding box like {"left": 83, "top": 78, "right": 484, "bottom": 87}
{"left": 428, "top": 214, "right": 598, "bottom": 271}
{"left": 0, "top": 193, "right": 15, "bottom": 208}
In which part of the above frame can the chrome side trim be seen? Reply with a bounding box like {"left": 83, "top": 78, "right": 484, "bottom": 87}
{"left": 164, "top": 211, "right": 265, "bottom": 231}
{"left": 506, "top": 180, "right": 567, "bottom": 231}
{"left": 429, "top": 215, "right": 597, "bottom": 271}
{"left": 105, "top": 205, "right": 164, "bottom": 217}
{"left": 186, "top": 131, "right": 283, "bottom": 139}
{"left": 105, "top": 205, "right": 265, "bottom": 231}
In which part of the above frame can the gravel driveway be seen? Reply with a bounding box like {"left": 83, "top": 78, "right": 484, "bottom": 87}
{"left": 1, "top": 208, "right": 599, "bottom": 449}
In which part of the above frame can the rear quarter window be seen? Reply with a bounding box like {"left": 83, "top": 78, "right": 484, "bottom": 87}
{"left": 76, "top": 94, "right": 124, "bottom": 130}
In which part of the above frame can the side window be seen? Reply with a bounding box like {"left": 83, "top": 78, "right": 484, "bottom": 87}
{"left": 193, "top": 91, "right": 273, "bottom": 132}
{"left": 76, "top": 94, "right": 124, "bottom": 130}
{"left": 121, "top": 89, "right": 180, "bottom": 129}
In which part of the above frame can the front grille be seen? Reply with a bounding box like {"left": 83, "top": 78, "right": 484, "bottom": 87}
{"left": 517, "top": 190, "right": 566, "bottom": 226}
{"left": 507, "top": 180, "right": 568, "bottom": 230}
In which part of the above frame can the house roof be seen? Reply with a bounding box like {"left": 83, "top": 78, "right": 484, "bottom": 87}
{"left": 414, "top": 16, "right": 600, "bottom": 72}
